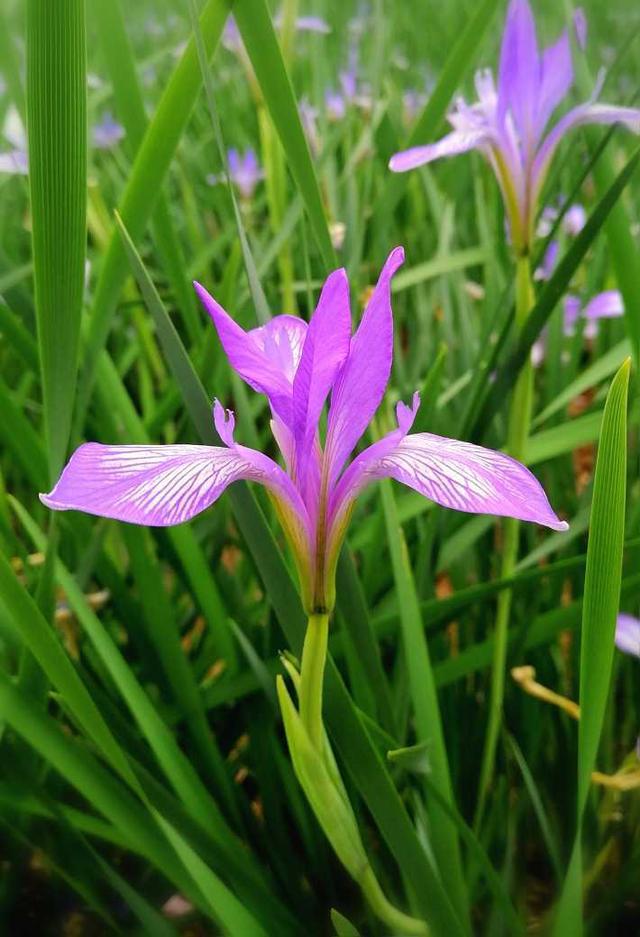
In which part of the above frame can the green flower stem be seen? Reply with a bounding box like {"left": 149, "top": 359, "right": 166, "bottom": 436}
{"left": 292, "top": 613, "right": 429, "bottom": 934}
{"left": 475, "top": 254, "right": 535, "bottom": 830}
{"left": 299, "top": 611, "right": 329, "bottom": 751}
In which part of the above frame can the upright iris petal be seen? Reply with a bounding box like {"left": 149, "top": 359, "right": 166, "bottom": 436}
{"left": 325, "top": 247, "right": 404, "bottom": 488}
{"left": 292, "top": 268, "right": 351, "bottom": 491}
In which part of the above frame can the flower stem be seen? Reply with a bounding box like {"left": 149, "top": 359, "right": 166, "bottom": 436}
{"left": 299, "top": 611, "right": 329, "bottom": 750}
{"left": 474, "top": 254, "right": 534, "bottom": 831}
{"left": 292, "top": 613, "right": 429, "bottom": 934}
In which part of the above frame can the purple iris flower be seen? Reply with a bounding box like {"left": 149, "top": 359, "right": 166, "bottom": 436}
{"left": 40, "top": 248, "right": 566, "bottom": 613}
{"left": 93, "top": 112, "right": 125, "bottom": 150}
{"left": 207, "top": 148, "right": 265, "bottom": 200}
{"left": 389, "top": 0, "right": 640, "bottom": 254}
{"left": 616, "top": 614, "right": 640, "bottom": 658}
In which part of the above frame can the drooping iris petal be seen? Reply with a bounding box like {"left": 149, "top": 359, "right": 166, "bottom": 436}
{"left": 195, "top": 283, "right": 307, "bottom": 425}
{"left": 389, "top": 130, "right": 488, "bottom": 172}
{"left": 615, "top": 614, "right": 640, "bottom": 658}
{"left": 325, "top": 247, "right": 405, "bottom": 487}
{"left": 293, "top": 267, "right": 351, "bottom": 488}
{"left": 536, "top": 32, "right": 573, "bottom": 136}
{"left": 533, "top": 103, "right": 640, "bottom": 188}
{"left": 40, "top": 441, "right": 303, "bottom": 529}
{"left": 331, "top": 431, "right": 567, "bottom": 532}
{"left": 497, "top": 0, "right": 540, "bottom": 147}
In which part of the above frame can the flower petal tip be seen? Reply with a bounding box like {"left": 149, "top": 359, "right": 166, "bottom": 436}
{"left": 388, "top": 153, "right": 409, "bottom": 172}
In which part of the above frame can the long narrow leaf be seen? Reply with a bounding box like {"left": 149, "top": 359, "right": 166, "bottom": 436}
{"left": 27, "top": 0, "right": 86, "bottom": 480}
{"left": 553, "top": 359, "right": 630, "bottom": 935}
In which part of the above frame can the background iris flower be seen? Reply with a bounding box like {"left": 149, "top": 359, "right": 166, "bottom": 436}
{"left": 206, "top": 146, "right": 265, "bottom": 199}
{"left": 389, "top": 0, "right": 640, "bottom": 254}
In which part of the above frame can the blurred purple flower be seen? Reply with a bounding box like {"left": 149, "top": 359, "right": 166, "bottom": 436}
{"left": 41, "top": 247, "right": 567, "bottom": 613}
{"left": 274, "top": 12, "right": 330, "bottom": 34}
{"left": 534, "top": 239, "right": 559, "bottom": 281}
{"left": 563, "top": 293, "right": 583, "bottom": 335}
{"left": 532, "top": 288, "right": 620, "bottom": 366}
{"left": 616, "top": 614, "right": 640, "bottom": 658}
{"left": 530, "top": 336, "right": 547, "bottom": 369}
{"left": 325, "top": 90, "right": 346, "bottom": 122}
{"left": 223, "top": 11, "right": 329, "bottom": 54}
{"left": 536, "top": 205, "right": 558, "bottom": 238}
{"left": 93, "top": 112, "right": 125, "bottom": 150}
{"left": 340, "top": 65, "right": 357, "bottom": 102}
{"left": 403, "top": 89, "right": 427, "bottom": 124}
{"left": 564, "top": 289, "right": 623, "bottom": 339}
{"left": 0, "top": 106, "right": 28, "bottom": 175}
{"left": 206, "top": 148, "right": 265, "bottom": 200}
{"left": 573, "top": 8, "right": 588, "bottom": 50}
{"left": 563, "top": 203, "right": 587, "bottom": 236}
{"left": 584, "top": 289, "right": 624, "bottom": 321}
{"left": 583, "top": 289, "right": 624, "bottom": 338}
{"left": 389, "top": 0, "right": 640, "bottom": 253}
{"left": 222, "top": 17, "right": 243, "bottom": 53}
{"left": 299, "top": 99, "right": 320, "bottom": 156}
{"left": 0, "top": 148, "right": 28, "bottom": 175}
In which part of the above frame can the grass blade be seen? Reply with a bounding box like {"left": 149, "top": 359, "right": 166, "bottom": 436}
{"left": 553, "top": 358, "right": 630, "bottom": 935}
{"left": 75, "top": 0, "right": 227, "bottom": 426}
{"left": 234, "top": 0, "right": 336, "bottom": 267}
{"left": 379, "top": 480, "right": 468, "bottom": 929}
{"left": 27, "top": 0, "right": 86, "bottom": 480}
